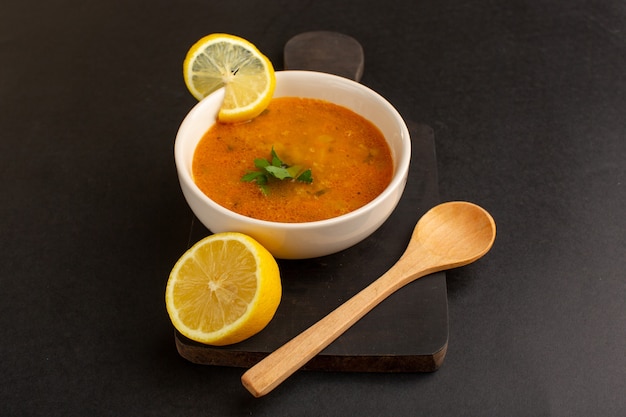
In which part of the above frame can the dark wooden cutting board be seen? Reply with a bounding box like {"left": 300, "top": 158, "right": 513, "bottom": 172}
{"left": 175, "top": 33, "right": 447, "bottom": 372}
{"left": 175, "top": 120, "right": 448, "bottom": 372}
{"left": 283, "top": 31, "right": 365, "bottom": 82}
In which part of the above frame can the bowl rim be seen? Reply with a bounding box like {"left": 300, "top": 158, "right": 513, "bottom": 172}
{"left": 174, "top": 70, "right": 411, "bottom": 230}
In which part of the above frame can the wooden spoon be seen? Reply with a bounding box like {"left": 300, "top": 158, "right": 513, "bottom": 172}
{"left": 241, "top": 201, "right": 497, "bottom": 397}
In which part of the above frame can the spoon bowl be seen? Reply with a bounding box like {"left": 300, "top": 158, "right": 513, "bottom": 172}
{"left": 241, "top": 201, "right": 496, "bottom": 397}
{"left": 408, "top": 201, "right": 497, "bottom": 272}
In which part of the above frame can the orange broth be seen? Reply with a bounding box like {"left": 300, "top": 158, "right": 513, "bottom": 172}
{"left": 192, "top": 97, "right": 393, "bottom": 223}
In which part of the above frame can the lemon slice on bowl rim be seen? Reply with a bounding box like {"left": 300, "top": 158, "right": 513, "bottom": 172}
{"left": 165, "top": 232, "right": 281, "bottom": 346}
{"left": 182, "top": 33, "right": 276, "bottom": 123}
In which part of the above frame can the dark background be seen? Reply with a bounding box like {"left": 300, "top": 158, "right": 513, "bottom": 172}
{"left": 1, "top": 0, "right": 624, "bottom": 416}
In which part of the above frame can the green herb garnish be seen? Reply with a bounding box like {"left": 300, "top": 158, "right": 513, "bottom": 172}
{"left": 241, "top": 147, "right": 313, "bottom": 195}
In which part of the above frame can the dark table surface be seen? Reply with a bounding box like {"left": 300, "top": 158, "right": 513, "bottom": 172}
{"left": 2, "top": 0, "right": 625, "bottom": 416}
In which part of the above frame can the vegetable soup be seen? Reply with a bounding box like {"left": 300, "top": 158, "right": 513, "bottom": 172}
{"left": 192, "top": 97, "right": 393, "bottom": 223}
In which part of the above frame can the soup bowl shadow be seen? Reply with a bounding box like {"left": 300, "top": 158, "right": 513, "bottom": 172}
{"left": 174, "top": 70, "right": 411, "bottom": 259}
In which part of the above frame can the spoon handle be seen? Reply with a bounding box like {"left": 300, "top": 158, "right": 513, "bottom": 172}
{"left": 241, "top": 266, "right": 425, "bottom": 397}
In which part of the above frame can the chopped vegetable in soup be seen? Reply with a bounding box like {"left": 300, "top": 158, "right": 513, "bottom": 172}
{"left": 192, "top": 97, "right": 393, "bottom": 223}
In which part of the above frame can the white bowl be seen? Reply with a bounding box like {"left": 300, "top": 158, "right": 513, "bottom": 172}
{"left": 174, "top": 70, "right": 411, "bottom": 259}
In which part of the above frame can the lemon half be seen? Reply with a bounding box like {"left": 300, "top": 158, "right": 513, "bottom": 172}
{"left": 165, "top": 232, "right": 281, "bottom": 346}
